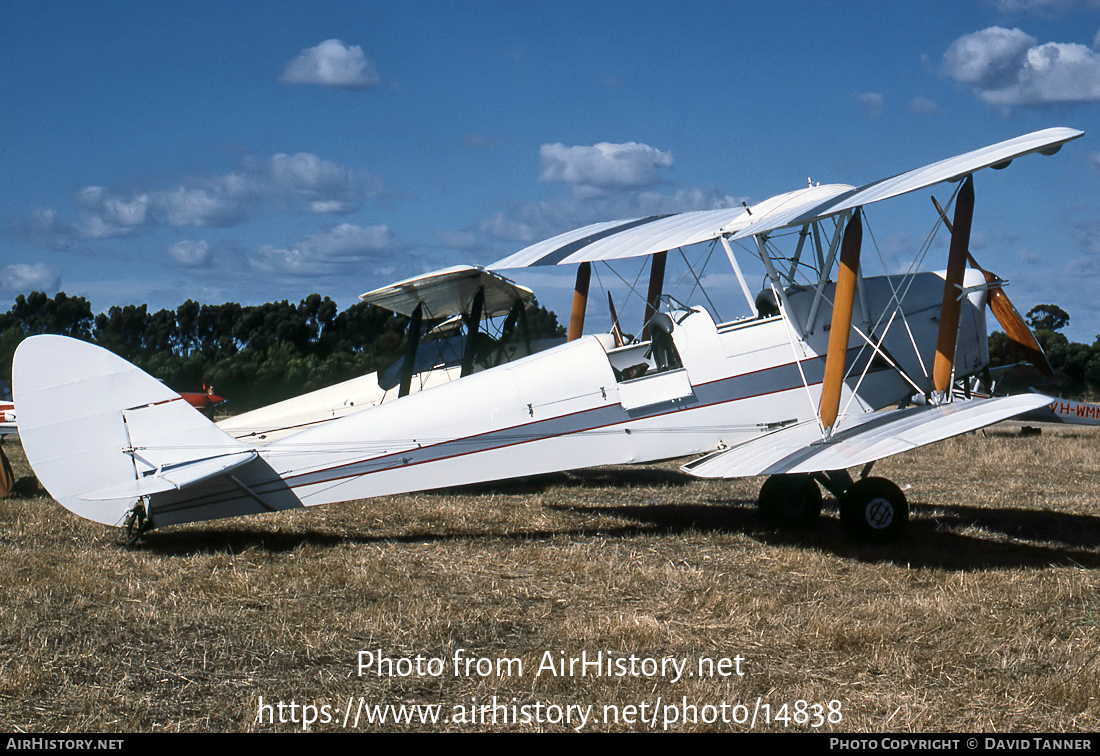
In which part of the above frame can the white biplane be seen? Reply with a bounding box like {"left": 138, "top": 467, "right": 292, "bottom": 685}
{"left": 216, "top": 264, "right": 561, "bottom": 444}
{"left": 12, "top": 127, "right": 1083, "bottom": 542}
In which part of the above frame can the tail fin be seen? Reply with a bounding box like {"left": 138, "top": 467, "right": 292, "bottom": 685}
{"left": 13, "top": 335, "right": 255, "bottom": 526}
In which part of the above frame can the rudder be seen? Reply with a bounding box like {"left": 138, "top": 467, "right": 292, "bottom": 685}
{"left": 13, "top": 335, "right": 253, "bottom": 526}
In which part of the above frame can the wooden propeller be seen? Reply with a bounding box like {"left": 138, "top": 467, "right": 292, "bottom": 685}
{"left": 931, "top": 194, "right": 1053, "bottom": 379}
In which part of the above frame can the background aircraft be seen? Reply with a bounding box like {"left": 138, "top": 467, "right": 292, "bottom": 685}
{"left": 216, "top": 265, "right": 561, "bottom": 444}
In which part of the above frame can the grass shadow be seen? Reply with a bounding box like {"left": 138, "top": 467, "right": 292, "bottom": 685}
{"left": 133, "top": 492, "right": 1100, "bottom": 569}
{"left": 122, "top": 457, "right": 1100, "bottom": 570}
{"left": 554, "top": 496, "right": 1100, "bottom": 570}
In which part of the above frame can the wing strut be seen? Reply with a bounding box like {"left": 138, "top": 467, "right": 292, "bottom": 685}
{"left": 932, "top": 175, "right": 974, "bottom": 396}
{"left": 641, "top": 251, "right": 667, "bottom": 340}
{"left": 460, "top": 285, "right": 485, "bottom": 377}
{"left": 820, "top": 209, "right": 862, "bottom": 434}
{"left": 567, "top": 262, "right": 591, "bottom": 342}
{"left": 719, "top": 236, "right": 757, "bottom": 312}
{"left": 398, "top": 302, "right": 424, "bottom": 397}
{"left": 608, "top": 292, "right": 625, "bottom": 347}
{"left": 805, "top": 211, "right": 851, "bottom": 334}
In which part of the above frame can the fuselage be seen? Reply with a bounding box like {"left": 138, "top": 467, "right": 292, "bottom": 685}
{"left": 144, "top": 269, "right": 989, "bottom": 527}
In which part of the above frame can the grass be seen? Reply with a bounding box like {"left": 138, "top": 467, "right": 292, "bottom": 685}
{"left": 0, "top": 423, "right": 1097, "bottom": 732}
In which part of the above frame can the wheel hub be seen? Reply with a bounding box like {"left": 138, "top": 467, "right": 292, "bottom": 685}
{"left": 864, "top": 497, "right": 894, "bottom": 530}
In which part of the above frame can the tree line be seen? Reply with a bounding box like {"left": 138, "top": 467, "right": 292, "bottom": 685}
{"left": 1, "top": 292, "right": 1094, "bottom": 409}
{"left": 0, "top": 291, "right": 563, "bottom": 411}
{"left": 988, "top": 303, "right": 1100, "bottom": 398}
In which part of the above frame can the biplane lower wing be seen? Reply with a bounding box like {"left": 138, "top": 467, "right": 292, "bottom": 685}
{"left": 682, "top": 393, "right": 1052, "bottom": 478}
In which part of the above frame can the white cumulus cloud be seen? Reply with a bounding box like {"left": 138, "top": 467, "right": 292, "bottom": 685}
{"left": 907, "top": 96, "right": 943, "bottom": 117}
{"left": 469, "top": 140, "right": 744, "bottom": 250}
{"left": 281, "top": 39, "right": 379, "bottom": 90}
{"left": 539, "top": 142, "right": 674, "bottom": 192}
{"left": 154, "top": 183, "right": 252, "bottom": 227}
{"left": 14, "top": 151, "right": 380, "bottom": 251}
{"left": 853, "top": 92, "right": 884, "bottom": 119}
{"left": 165, "top": 239, "right": 212, "bottom": 267}
{"left": 943, "top": 26, "right": 1100, "bottom": 106}
{"left": 249, "top": 223, "right": 398, "bottom": 277}
{"left": 75, "top": 186, "right": 152, "bottom": 238}
{"left": 0, "top": 264, "right": 60, "bottom": 294}
{"left": 268, "top": 152, "right": 362, "bottom": 214}
{"left": 10, "top": 209, "right": 78, "bottom": 250}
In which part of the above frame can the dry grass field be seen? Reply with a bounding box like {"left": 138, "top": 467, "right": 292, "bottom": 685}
{"left": 0, "top": 422, "right": 1097, "bottom": 732}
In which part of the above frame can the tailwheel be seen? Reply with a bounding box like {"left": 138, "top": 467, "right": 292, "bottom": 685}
{"left": 758, "top": 474, "right": 821, "bottom": 530}
{"left": 840, "top": 477, "right": 908, "bottom": 541}
{"left": 124, "top": 502, "right": 151, "bottom": 547}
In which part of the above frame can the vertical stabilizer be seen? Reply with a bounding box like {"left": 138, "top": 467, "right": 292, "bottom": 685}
{"left": 13, "top": 335, "right": 254, "bottom": 526}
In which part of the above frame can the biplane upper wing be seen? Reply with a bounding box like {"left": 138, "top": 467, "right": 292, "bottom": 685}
{"left": 489, "top": 127, "right": 1083, "bottom": 270}
{"left": 487, "top": 187, "right": 855, "bottom": 269}
{"left": 682, "top": 393, "right": 1052, "bottom": 479}
{"left": 726, "top": 127, "right": 1084, "bottom": 241}
{"left": 489, "top": 205, "right": 756, "bottom": 268}
{"left": 360, "top": 264, "right": 534, "bottom": 318}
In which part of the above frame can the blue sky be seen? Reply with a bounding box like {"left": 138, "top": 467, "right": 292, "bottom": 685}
{"left": 2, "top": 0, "right": 1099, "bottom": 341}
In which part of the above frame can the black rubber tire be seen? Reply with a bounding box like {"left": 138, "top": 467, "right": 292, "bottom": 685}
{"left": 758, "top": 474, "right": 822, "bottom": 530}
{"left": 840, "top": 477, "right": 908, "bottom": 541}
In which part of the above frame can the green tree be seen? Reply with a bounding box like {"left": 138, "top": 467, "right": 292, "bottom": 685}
{"left": 1, "top": 290, "right": 563, "bottom": 411}
{"left": 1026, "top": 304, "right": 1070, "bottom": 333}
{"left": 0, "top": 291, "right": 95, "bottom": 385}
{"left": 522, "top": 300, "right": 566, "bottom": 339}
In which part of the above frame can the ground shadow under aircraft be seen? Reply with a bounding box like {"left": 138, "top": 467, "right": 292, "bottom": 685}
{"left": 556, "top": 495, "right": 1100, "bottom": 571}
{"left": 135, "top": 472, "right": 1100, "bottom": 571}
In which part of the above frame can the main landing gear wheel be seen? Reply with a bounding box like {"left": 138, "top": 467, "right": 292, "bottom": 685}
{"left": 758, "top": 474, "right": 822, "bottom": 530}
{"left": 840, "top": 477, "right": 908, "bottom": 542}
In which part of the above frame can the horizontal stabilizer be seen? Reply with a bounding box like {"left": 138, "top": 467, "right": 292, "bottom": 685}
{"left": 683, "top": 394, "right": 1052, "bottom": 478}
{"left": 81, "top": 450, "right": 257, "bottom": 501}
